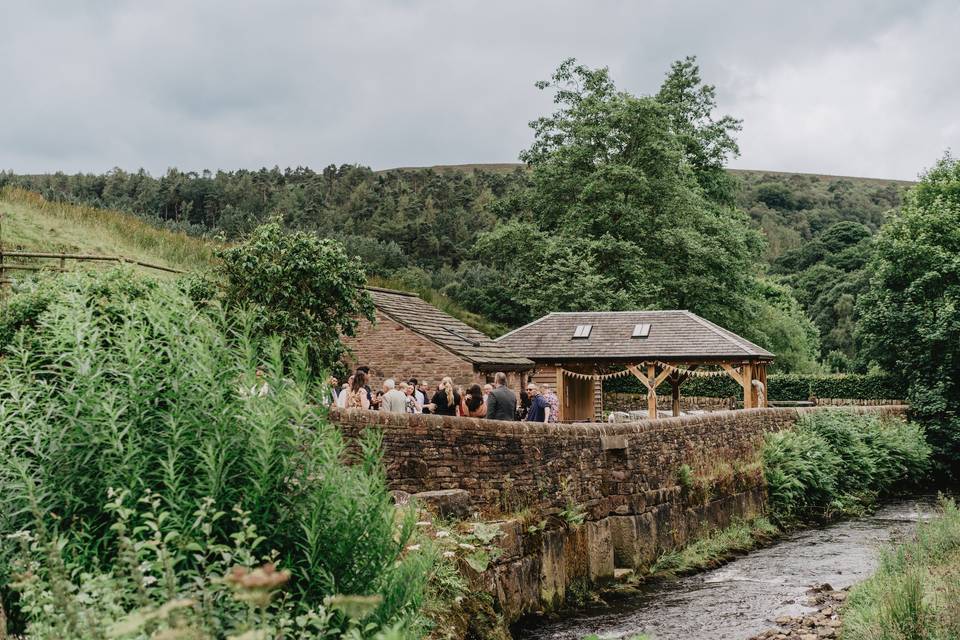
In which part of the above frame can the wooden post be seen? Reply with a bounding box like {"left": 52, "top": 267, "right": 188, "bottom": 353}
{"left": 742, "top": 362, "right": 754, "bottom": 410}
{"left": 555, "top": 367, "right": 565, "bottom": 422}
{"left": 758, "top": 363, "right": 768, "bottom": 407}
{"left": 647, "top": 363, "right": 658, "bottom": 419}
{"left": 671, "top": 373, "right": 680, "bottom": 417}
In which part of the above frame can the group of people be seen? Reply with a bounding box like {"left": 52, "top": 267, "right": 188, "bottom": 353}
{"left": 325, "top": 367, "right": 559, "bottom": 423}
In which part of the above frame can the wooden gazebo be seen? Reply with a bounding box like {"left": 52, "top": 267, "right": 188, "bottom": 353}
{"left": 496, "top": 311, "right": 774, "bottom": 421}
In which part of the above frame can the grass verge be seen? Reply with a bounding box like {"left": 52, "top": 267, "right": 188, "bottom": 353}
{"left": 650, "top": 517, "right": 780, "bottom": 578}
{"left": 841, "top": 496, "right": 960, "bottom": 640}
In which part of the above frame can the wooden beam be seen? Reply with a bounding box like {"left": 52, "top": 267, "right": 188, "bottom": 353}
{"left": 742, "top": 362, "right": 754, "bottom": 410}
{"left": 653, "top": 367, "right": 672, "bottom": 389}
{"left": 671, "top": 373, "right": 681, "bottom": 417}
{"left": 647, "top": 363, "right": 658, "bottom": 419}
{"left": 721, "top": 363, "right": 744, "bottom": 386}
{"left": 759, "top": 364, "right": 768, "bottom": 408}
{"left": 676, "top": 364, "right": 697, "bottom": 386}
{"left": 555, "top": 367, "right": 565, "bottom": 422}
{"left": 627, "top": 365, "right": 651, "bottom": 390}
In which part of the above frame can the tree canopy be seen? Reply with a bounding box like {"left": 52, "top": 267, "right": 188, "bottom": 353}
{"left": 471, "top": 57, "right": 817, "bottom": 371}
{"left": 857, "top": 154, "right": 960, "bottom": 471}
{"left": 216, "top": 221, "right": 374, "bottom": 371}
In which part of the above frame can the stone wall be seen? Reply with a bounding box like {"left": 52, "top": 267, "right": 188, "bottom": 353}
{"left": 329, "top": 405, "right": 907, "bottom": 518}
{"left": 604, "top": 392, "right": 905, "bottom": 415}
{"left": 328, "top": 405, "right": 908, "bottom": 628}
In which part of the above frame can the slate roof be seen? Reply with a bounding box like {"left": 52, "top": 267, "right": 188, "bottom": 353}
{"left": 496, "top": 311, "right": 774, "bottom": 362}
{"left": 366, "top": 287, "right": 533, "bottom": 369}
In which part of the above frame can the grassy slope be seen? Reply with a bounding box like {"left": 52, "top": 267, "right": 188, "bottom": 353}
{"left": 0, "top": 187, "right": 216, "bottom": 273}
{"left": 0, "top": 188, "right": 503, "bottom": 337}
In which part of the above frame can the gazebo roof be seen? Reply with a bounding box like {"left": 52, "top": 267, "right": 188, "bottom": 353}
{"left": 496, "top": 310, "right": 774, "bottom": 362}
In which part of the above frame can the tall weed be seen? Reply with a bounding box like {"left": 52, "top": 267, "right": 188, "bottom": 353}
{"left": 842, "top": 498, "right": 960, "bottom": 640}
{"left": 0, "top": 268, "right": 430, "bottom": 636}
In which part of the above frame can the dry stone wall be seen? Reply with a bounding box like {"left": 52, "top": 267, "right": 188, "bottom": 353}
{"left": 329, "top": 405, "right": 907, "bottom": 519}
{"left": 328, "top": 405, "right": 908, "bottom": 628}
{"left": 604, "top": 392, "right": 905, "bottom": 414}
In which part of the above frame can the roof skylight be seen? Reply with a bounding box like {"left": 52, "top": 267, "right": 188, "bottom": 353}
{"left": 632, "top": 323, "right": 651, "bottom": 338}
{"left": 572, "top": 324, "right": 592, "bottom": 339}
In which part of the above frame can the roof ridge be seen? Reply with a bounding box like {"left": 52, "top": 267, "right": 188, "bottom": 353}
{"left": 681, "top": 311, "right": 751, "bottom": 356}
{"left": 364, "top": 285, "right": 417, "bottom": 297}
{"left": 543, "top": 310, "right": 688, "bottom": 315}
{"left": 689, "top": 312, "right": 773, "bottom": 356}
{"left": 495, "top": 312, "right": 555, "bottom": 342}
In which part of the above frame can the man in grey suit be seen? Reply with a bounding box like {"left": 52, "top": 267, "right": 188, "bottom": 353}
{"left": 485, "top": 372, "right": 517, "bottom": 421}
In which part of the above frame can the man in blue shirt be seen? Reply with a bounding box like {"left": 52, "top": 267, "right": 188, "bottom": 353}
{"left": 524, "top": 382, "right": 551, "bottom": 423}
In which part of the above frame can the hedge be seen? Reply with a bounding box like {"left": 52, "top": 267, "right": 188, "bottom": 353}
{"left": 603, "top": 372, "right": 900, "bottom": 401}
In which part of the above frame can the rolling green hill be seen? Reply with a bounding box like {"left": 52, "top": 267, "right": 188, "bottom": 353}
{"left": 0, "top": 187, "right": 216, "bottom": 272}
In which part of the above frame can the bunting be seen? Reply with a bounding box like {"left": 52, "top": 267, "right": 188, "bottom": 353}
{"left": 558, "top": 367, "right": 635, "bottom": 382}
{"left": 558, "top": 362, "right": 742, "bottom": 382}
{"left": 655, "top": 361, "right": 741, "bottom": 379}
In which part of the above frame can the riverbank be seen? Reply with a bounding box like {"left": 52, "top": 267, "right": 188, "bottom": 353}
{"left": 750, "top": 495, "right": 960, "bottom": 640}
{"left": 514, "top": 497, "right": 941, "bottom": 640}
{"left": 841, "top": 496, "right": 960, "bottom": 639}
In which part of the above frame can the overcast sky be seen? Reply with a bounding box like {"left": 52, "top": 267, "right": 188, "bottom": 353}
{"left": 2, "top": 1, "right": 957, "bottom": 180}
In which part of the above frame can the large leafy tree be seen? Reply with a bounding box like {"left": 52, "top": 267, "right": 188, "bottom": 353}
{"left": 217, "top": 221, "right": 374, "bottom": 371}
{"left": 857, "top": 154, "right": 960, "bottom": 471}
{"left": 477, "top": 57, "right": 817, "bottom": 370}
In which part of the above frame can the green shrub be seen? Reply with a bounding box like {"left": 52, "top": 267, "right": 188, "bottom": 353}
{"left": 762, "top": 410, "right": 931, "bottom": 525}
{"left": 216, "top": 220, "right": 375, "bottom": 372}
{"left": 0, "top": 268, "right": 430, "bottom": 637}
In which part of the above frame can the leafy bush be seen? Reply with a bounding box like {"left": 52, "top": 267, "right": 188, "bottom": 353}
{"left": 8, "top": 492, "right": 343, "bottom": 639}
{"left": 216, "top": 221, "right": 375, "bottom": 372}
{"left": 762, "top": 410, "right": 930, "bottom": 525}
{"left": 0, "top": 268, "right": 430, "bottom": 637}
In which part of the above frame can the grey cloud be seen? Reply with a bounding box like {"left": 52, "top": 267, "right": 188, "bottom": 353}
{"left": 1, "top": 0, "right": 957, "bottom": 179}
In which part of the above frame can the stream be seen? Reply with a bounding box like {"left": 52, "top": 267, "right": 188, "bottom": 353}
{"left": 515, "top": 495, "right": 947, "bottom": 640}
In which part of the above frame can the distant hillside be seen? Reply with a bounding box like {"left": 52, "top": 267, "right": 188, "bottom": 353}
{"left": 385, "top": 162, "right": 914, "bottom": 185}
{"left": 0, "top": 165, "right": 915, "bottom": 358}
{"left": 0, "top": 184, "right": 506, "bottom": 337}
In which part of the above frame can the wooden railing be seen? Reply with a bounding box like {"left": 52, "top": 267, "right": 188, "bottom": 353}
{"left": 0, "top": 250, "right": 184, "bottom": 286}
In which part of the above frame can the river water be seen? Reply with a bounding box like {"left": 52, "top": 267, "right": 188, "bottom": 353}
{"left": 515, "top": 496, "right": 945, "bottom": 640}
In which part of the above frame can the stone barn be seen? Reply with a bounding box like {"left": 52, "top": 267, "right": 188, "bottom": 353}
{"left": 342, "top": 287, "right": 533, "bottom": 391}
{"left": 496, "top": 310, "right": 774, "bottom": 421}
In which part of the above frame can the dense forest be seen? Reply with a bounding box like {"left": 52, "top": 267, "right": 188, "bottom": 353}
{"left": 0, "top": 60, "right": 913, "bottom": 373}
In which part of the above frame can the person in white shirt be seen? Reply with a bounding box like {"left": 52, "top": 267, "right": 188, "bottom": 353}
{"left": 400, "top": 382, "right": 422, "bottom": 413}
{"left": 336, "top": 375, "right": 354, "bottom": 409}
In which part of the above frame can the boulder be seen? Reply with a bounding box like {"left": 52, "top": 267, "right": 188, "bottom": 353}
{"left": 413, "top": 489, "right": 471, "bottom": 518}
